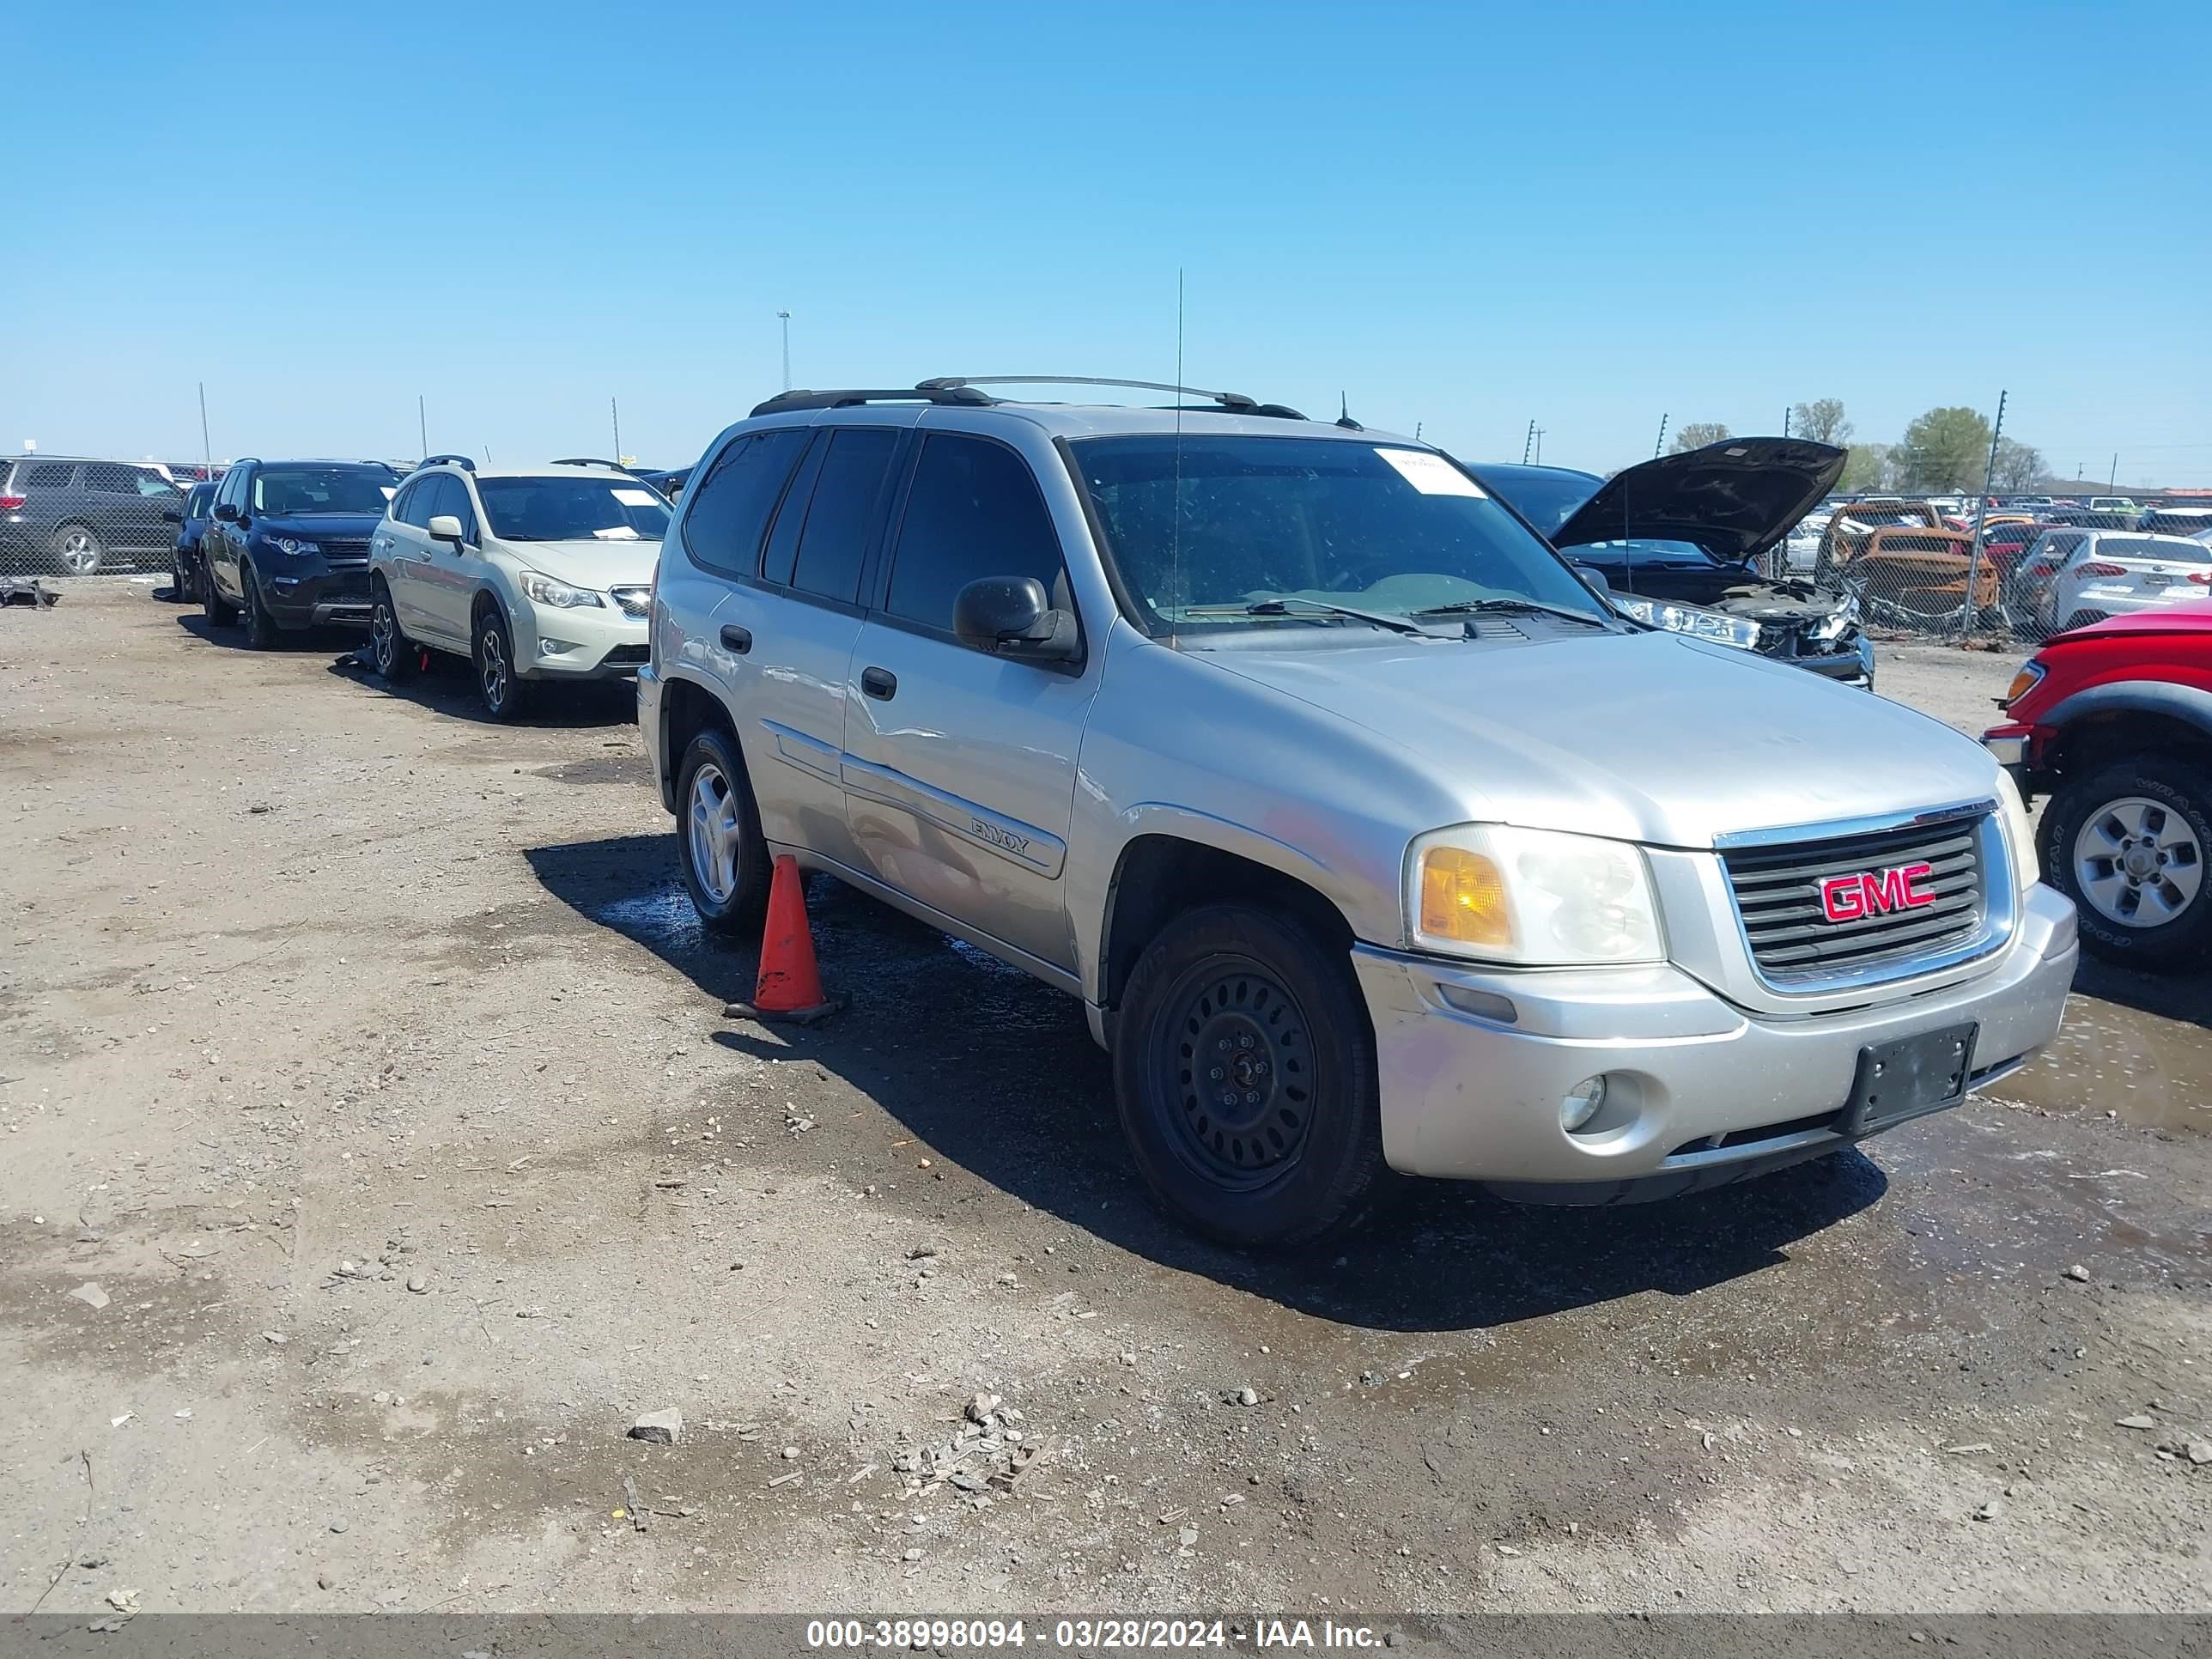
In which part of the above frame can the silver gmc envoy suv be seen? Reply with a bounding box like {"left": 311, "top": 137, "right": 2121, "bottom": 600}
{"left": 640, "top": 379, "right": 2078, "bottom": 1247}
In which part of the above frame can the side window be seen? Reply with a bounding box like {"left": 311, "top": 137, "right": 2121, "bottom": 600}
{"left": 84, "top": 464, "right": 141, "bottom": 495}
{"left": 885, "top": 434, "right": 1065, "bottom": 632}
{"left": 760, "top": 433, "right": 831, "bottom": 586}
{"left": 24, "top": 463, "right": 72, "bottom": 488}
{"left": 218, "top": 467, "right": 249, "bottom": 514}
{"left": 787, "top": 428, "right": 901, "bottom": 605}
{"left": 392, "top": 480, "right": 428, "bottom": 527}
{"left": 680, "top": 427, "right": 811, "bottom": 577}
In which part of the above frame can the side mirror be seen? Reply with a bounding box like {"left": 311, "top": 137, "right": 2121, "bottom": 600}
{"left": 953, "top": 575, "right": 1079, "bottom": 663}
{"left": 161, "top": 509, "right": 181, "bottom": 524}
{"left": 213, "top": 503, "right": 238, "bottom": 522}
{"left": 1572, "top": 563, "right": 1613, "bottom": 595}
{"left": 427, "top": 514, "right": 465, "bottom": 546}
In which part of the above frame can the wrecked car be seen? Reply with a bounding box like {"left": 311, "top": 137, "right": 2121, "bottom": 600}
{"left": 1471, "top": 438, "right": 1873, "bottom": 686}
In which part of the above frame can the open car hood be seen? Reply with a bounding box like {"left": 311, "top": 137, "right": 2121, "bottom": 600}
{"left": 1548, "top": 438, "right": 1846, "bottom": 562}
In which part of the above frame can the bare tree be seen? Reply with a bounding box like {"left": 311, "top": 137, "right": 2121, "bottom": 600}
{"left": 1992, "top": 436, "right": 2047, "bottom": 492}
{"left": 1670, "top": 422, "right": 1732, "bottom": 453}
{"left": 1790, "top": 398, "right": 1852, "bottom": 445}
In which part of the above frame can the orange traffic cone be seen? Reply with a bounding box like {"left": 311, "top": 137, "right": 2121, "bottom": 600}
{"left": 723, "top": 854, "right": 842, "bottom": 1026}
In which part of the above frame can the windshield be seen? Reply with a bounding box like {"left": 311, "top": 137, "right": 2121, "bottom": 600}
{"left": 474, "top": 476, "right": 671, "bottom": 543}
{"left": 1467, "top": 464, "right": 1602, "bottom": 535}
{"left": 1562, "top": 538, "right": 1730, "bottom": 572}
{"left": 1071, "top": 436, "right": 1610, "bottom": 634}
{"left": 252, "top": 466, "right": 396, "bottom": 516}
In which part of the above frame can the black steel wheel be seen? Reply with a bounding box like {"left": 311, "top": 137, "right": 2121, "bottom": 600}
{"left": 1114, "top": 903, "right": 1385, "bottom": 1248}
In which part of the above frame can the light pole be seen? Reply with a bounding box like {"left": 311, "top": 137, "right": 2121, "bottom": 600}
{"left": 777, "top": 311, "right": 792, "bottom": 391}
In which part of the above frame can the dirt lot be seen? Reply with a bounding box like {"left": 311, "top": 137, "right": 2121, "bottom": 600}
{"left": 3, "top": 584, "right": 2208, "bottom": 1618}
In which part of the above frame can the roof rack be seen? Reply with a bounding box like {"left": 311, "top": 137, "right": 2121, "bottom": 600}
{"left": 748, "top": 386, "right": 994, "bottom": 418}
{"left": 917, "top": 376, "right": 1306, "bottom": 421}
{"left": 550, "top": 456, "right": 625, "bottom": 469}
{"left": 418, "top": 453, "right": 476, "bottom": 472}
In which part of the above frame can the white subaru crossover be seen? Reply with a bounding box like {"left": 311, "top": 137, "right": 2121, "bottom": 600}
{"left": 366, "top": 458, "right": 668, "bottom": 717}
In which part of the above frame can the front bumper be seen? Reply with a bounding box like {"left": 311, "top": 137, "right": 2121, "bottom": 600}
{"left": 509, "top": 598, "right": 650, "bottom": 681}
{"left": 1353, "top": 882, "right": 2077, "bottom": 1199}
{"left": 264, "top": 567, "right": 372, "bottom": 628}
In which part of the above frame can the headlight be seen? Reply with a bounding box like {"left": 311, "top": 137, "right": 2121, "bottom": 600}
{"left": 520, "top": 570, "right": 605, "bottom": 608}
{"left": 262, "top": 535, "right": 319, "bottom": 557}
{"left": 1808, "top": 594, "right": 1861, "bottom": 643}
{"left": 1995, "top": 769, "right": 2040, "bottom": 892}
{"left": 1610, "top": 594, "right": 1763, "bottom": 652}
{"left": 1407, "top": 824, "right": 1664, "bottom": 966}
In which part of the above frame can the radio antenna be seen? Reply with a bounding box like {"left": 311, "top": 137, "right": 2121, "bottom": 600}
{"left": 1170, "top": 267, "right": 1184, "bottom": 651}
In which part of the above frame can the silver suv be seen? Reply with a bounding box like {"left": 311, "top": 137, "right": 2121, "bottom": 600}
{"left": 640, "top": 379, "right": 2078, "bottom": 1247}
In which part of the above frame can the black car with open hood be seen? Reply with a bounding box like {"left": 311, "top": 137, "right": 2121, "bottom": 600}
{"left": 1469, "top": 438, "right": 1873, "bottom": 688}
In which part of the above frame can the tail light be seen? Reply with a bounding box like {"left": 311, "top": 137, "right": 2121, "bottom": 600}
{"left": 2189, "top": 572, "right": 2211, "bottom": 586}
{"left": 2027, "top": 563, "right": 2055, "bottom": 578}
{"left": 0, "top": 495, "right": 24, "bottom": 512}
{"left": 2075, "top": 562, "right": 2128, "bottom": 577}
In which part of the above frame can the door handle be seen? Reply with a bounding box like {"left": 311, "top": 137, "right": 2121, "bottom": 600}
{"left": 719, "top": 624, "right": 752, "bottom": 654}
{"left": 860, "top": 666, "right": 897, "bottom": 701}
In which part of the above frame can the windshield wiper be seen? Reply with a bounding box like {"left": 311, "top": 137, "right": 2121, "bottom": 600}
{"left": 1178, "top": 598, "right": 1430, "bottom": 635}
{"left": 1405, "top": 598, "right": 1612, "bottom": 628}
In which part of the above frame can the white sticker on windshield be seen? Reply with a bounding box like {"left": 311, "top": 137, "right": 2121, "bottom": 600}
{"left": 380, "top": 486, "right": 396, "bottom": 500}
{"left": 611, "top": 488, "right": 659, "bottom": 507}
{"left": 1376, "top": 448, "right": 1486, "bottom": 497}
{"left": 592, "top": 526, "right": 641, "bottom": 540}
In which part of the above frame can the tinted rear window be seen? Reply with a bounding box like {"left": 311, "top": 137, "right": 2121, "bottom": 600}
{"left": 682, "top": 428, "right": 810, "bottom": 577}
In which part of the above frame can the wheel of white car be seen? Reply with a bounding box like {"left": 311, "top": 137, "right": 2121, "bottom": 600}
{"left": 1113, "top": 903, "right": 1387, "bottom": 1248}
{"left": 369, "top": 578, "right": 417, "bottom": 683}
{"left": 675, "top": 728, "right": 770, "bottom": 934}
{"left": 2040, "top": 754, "right": 2212, "bottom": 969}
{"left": 471, "top": 604, "right": 531, "bottom": 720}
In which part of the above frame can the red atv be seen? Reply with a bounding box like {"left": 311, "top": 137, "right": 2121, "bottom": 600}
{"left": 1984, "top": 604, "right": 2212, "bottom": 967}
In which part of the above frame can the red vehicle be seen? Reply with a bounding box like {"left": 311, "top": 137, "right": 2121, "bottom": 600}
{"left": 1984, "top": 604, "right": 2212, "bottom": 966}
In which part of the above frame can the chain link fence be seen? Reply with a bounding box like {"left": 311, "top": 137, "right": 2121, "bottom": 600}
{"left": 1, "top": 454, "right": 224, "bottom": 586}
{"left": 1774, "top": 495, "right": 2212, "bottom": 648}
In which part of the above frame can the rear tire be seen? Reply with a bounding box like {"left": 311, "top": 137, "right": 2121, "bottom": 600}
{"left": 1113, "top": 903, "right": 1386, "bottom": 1249}
{"left": 675, "top": 727, "right": 770, "bottom": 935}
{"left": 472, "top": 604, "right": 530, "bottom": 720}
{"left": 202, "top": 560, "right": 239, "bottom": 625}
{"left": 2041, "top": 754, "right": 2212, "bottom": 969}
{"left": 52, "top": 525, "right": 102, "bottom": 576}
{"left": 369, "top": 579, "right": 417, "bottom": 682}
{"left": 240, "top": 562, "right": 281, "bottom": 649}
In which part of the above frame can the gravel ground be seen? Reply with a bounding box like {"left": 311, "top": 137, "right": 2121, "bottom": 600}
{"left": 2, "top": 582, "right": 2207, "bottom": 1618}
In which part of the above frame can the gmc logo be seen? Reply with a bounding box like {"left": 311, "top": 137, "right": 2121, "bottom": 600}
{"left": 1820, "top": 862, "right": 1936, "bottom": 923}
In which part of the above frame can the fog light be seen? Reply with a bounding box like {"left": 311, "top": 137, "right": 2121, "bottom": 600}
{"left": 270, "top": 576, "right": 300, "bottom": 592}
{"left": 1560, "top": 1075, "right": 1607, "bottom": 1133}
{"left": 538, "top": 637, "right": 580, "bottom": 657}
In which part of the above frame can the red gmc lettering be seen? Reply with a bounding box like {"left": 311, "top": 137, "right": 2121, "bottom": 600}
{"left": 1819, "top": 862, "right": 1936, "bottom": 923}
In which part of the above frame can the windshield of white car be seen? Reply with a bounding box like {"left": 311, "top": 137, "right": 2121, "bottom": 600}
{"left": 1070, "top": 436, "right": 1613, "bottom": 635}
{"left": 252, "top": 467, "right": 395, "bottom": 516}
{"left": 474, "top": 477, "right": 671, "bottom": 544}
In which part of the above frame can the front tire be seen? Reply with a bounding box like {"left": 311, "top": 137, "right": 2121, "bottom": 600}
{"left": 52, "top": 525, "right": 102, "bottom": 576}
{"left": 369, "top": 580, "right": 417, "bottom": 682}
{"left": 1113, "top": 904, "right": 1385, "bottom": 1248}
{"left": 2041, "top": 754, "right": 2212, "bottom": 969}
{"left": 472, "top": 604, "right": 530, "bottom": 720}
{"left": 675, "top": 727, "right": 770, "bottom": 935}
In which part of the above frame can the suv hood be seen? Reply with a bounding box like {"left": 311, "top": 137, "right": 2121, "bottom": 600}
{"left": 256, "top": 512, "right": 386, "bottom": 538}
{"left": 504, "top": 538, "right": 663, "bottom": 589}
{"left": 1550, "top": 438, "right": 1846, "bottom": 562}
{"left": 1203, "top": 629, "right": 1993, "bottom": 848}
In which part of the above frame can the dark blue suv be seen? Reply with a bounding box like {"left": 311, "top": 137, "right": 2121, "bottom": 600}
{"left": 199, "top": 459, "right": 398, "bottom": 646}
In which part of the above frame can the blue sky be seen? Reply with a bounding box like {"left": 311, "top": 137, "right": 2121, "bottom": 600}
{"left": 5, "top": 0, "right": 2208, "bottom": 483}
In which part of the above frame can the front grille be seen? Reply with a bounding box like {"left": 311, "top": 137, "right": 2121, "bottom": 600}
{"left": 319, "top": 538, "right": 371, "bottom": 566}
{"left": 1723, "top": 814, "right": 1990, "bottom": 981}
{"left": 610, "top": 585, "right": 651, "bottom": 618}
